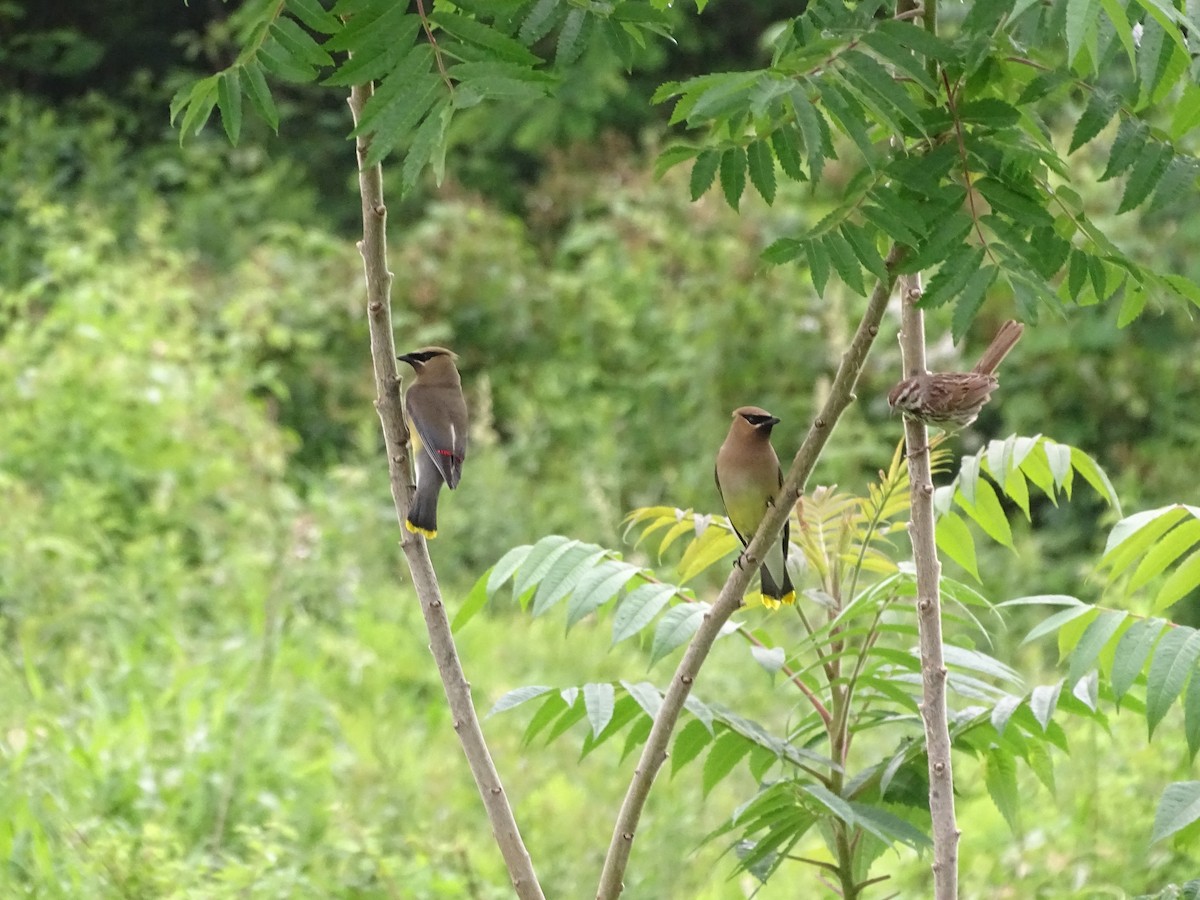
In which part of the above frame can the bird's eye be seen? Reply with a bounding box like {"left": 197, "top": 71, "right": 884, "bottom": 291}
{"left": 744, "top": 414, "right": 771, "bottom": 425}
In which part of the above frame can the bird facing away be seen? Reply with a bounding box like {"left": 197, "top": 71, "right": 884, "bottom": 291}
{"left": 715, "top": 406, "right": 796, "bottom": 609}
{"left": 887, "top": 319, "right": 1024, "bottom": 429}
{"left": 397, "top": 347, "right": 468, "bottom": 538}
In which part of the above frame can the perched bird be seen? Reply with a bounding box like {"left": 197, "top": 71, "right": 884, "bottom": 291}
{"left": 888, "top": 320, "right": 1024, "bottom": 428}
{"left": 715, "top": 406, "right": 796, "bottom": 608}
{"left": 397, "top": 347, "right": 468, "bottom": 538}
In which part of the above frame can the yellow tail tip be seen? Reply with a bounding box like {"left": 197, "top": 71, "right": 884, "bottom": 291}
{"left": 405, "top": 520, "right": 437, "bottom": 538}
{"left": 780, "top": 591, "right": 797, "bottom": 606}
{"left": 760, "top": 595, "right": 781, "bottom": 611}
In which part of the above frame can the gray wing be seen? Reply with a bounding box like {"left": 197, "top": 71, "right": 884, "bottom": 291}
{"left": 407, "top": 383, "right": 468, "bottom": 489}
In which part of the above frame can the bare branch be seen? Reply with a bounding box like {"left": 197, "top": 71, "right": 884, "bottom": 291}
{"left": 595, "top": 246, "right": 906, "bottom": 899}
{"left": 348, "top": 82, "right": 545, "bottom": 900}
{"left": 896, "top": 273, "right": 959, "bottom": 900}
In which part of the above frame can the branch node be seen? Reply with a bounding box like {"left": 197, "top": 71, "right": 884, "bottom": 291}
{"left": 681, "top": 675, "right": 694, "bottom": 686}
{"left": 815, "top": 417, "right": 827, "bottom": 429}
{"left": 922, "top": 482, "right": 934, "bottom": 496}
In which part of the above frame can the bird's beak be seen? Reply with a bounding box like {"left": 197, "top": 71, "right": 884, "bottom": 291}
{"left": 764, "top": 416, "right": 780, "bottom": 427}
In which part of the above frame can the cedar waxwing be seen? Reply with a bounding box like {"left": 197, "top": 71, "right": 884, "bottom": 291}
{"left": 397, "top": 347, "right": 469, "bottom": 539}
{"left": 715, "top": 406, "right": 795, "bottom": 608}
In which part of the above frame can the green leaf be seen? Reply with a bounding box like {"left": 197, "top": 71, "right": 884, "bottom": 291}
{"left": 1099, "top": 0, "right": 1138, "bottom": 66}
{"left": 816, "top": 78, "right": 874, "bottom": 164}
{"left": 612, "top": 582, "right": 676, "bottom": 644}
{"left": 822, "top": 230, "right": 866, "bottom": 295}
{"left": 846, "top": 802, "right": 932, "bottom": 850}
{"left": 840, "top": 222, "right": 886, "bottom": 281}
{"left": 583, "top": 682, "right": 615, "bottom": 737}
{"left": 488, "top": 685, "right": 553, "bottom": 717}
{"left": 746, "top": 139, "right": 777, "bottom": 205}
{"left": 432, "top": 11, "right": 543, "bottom": 64}
{"left": 176, "top": 74, "right": 220, "bottom": 139}
{"left": 858, "top": 27, "right": 938, "bottom": 95}
{"left": 1152, "top": 781, "right": 1200, "bottom": 843}
{"left": 1067, "top": 610, "right": 1128, "bottom": 686}
{"left": 519, "top": 0, "right": 562, "bottom": 44}
{"left": 1101, "top": 118, "right": 1150, "bottom": 182}
{"left": 452, "top": 568, "right": 492, "bottom": 632}
{"left": 1065, "top": 0, "right": 1101, "bottom": 67}
{"left": 807, "top": 240, "right": 830, "bottom": 296}
{"left": 532, "top": 546, "right": 606, "bottom": 616}
{"left": 1146, "top": 626, "right": 1200, "bottom": 737}
{"left": 985, "top": 747, "right": 1020, "bottom": 830}
{"left": 1068, "top": 447, "right": 1120, "bottom": 512}
{"left": 719, "top": 146, "right": 747, "bottom": 210}
{"left": 240, "top": 61, "right": 279, "bottom": 131}
{"left": 975, "top": 177, "right": 1054, "bottom": 227}
{"left": 921, "top": 246, "right": 986, "bottom": 310}
{"left": 790, "top": 89, "right": 828, "bottom": 183}
{"left": 217, "top": 67, "right": 243, "bottom": 145}
{"left": 513, "top": 536, "right": 579, "bottom": 602}
{"left": 1029, "top": 680, "right": 1063, "bottom": 731}
{"left": 956, "top": 475, "right": 1014, "bottom": 549}
{"left": 1112, "top": 617, "right": 1166, "bottom": 701}
{"left": 770, "top": 126, "right": 805, "bottom": 181}
{"left": 286, "top": 0, "right": 342, "bottom": 34}
{"left": 703, "top": 731, "right": 752, "bottom": 796}
{"left": 1130, "top": 517, "right": 1200, "bottom": 594}
{"left": 690, "top": 149, "right": 719, "bottom": 200}
{"left": 839, "top": 49, "right": 925, "bottom": 133}
{"left": 936, "top": 511, "right": 980, "bottom": 581}
{"left": 488, "top": 543, "right": 533, "bottom": 595}
{"left": 556, "top": 7, "right": 588, "bottom": 66}
{"left": 1020, "top": 603, "right": 1096, "bottom": 646}
{"left": 1170, "top": 82, "right": 1200, "bottom": 139}
{"left": 1104, "top": 506, "right": 1196, "bottom": 565}
{"left": 672, "top": 718, "right": 715, "bottom": 774}
{"left": 270, "top": 18, "right": 334, "bottom": 67}
{"left": 1156, "top": 548, "right": 1200, "bottom": 613}
{"left": 401, "top": 97, "right": 452, "bottom": 193}
{"left": 1068, "top": 89, "right": 1118, "bottom": 153}
{"left": 1185, "top": 669, "right": 1200, "bottom": 760}
{"left": 651, "top": 602, "right": 708, "bottom": 663}
{"left": 567, "top": 560, "right": 641, "bottom": 629}
{"left": 1117, "top": 142, "right": 1172, "bottom": 214}
{"left": 950, "top": 265, "right": 998, "bottom": 341}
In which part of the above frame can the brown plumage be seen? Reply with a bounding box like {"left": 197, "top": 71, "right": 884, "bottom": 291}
{"left": 397, "top": 347, "right": 469, "bottom": 538}
{"left": 887, "top": 320, "right": 1024, "bottom": 428}
{"left": 715, "top": 406, "right": 795, "bottom": 608}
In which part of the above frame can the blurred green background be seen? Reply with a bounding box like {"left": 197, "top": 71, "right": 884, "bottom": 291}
{"left": 3, "top": 3, "right": 1200, "bottom": 897}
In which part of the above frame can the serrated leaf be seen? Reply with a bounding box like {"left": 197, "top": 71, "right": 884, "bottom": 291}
{"left": 1156, "top": 548, "right": 1200, "bottom": 612}
{"left": 1152, "top": 781, "right": 1200, "bottom": 843}
{"left": 217, "top": 67, "right": 243, "bottom": 145}
{"left": 532, "top": 546, "right": 606, "bottom": 617}
{"left": 270, "top": 17, "right": 334, "bottom": 67}
{"left": 1112, "top": 617, "right": 1166, "bottom": 701}
{"left": 672, "top": 718, "right": 714, "bottom": 774}
{"left": 690, "top": 149, "right": 719, "bottom": 200}
{"left": 651, "top": 602, "right": 708, "bottom": 663}
{"left": 936, "top": 511, "right": 980, "bottom": 581}
{"left": 719, "top": 146, "right": 747, "bottom": 210}
{"left": 807, "top": 240, "right": 830, "bottom": 296}
{"left": 1066, "top": 0, "right": 1101, "bottom": 67}
{"left": 488, "top": 685, "right": 553, "bottom": 717}
{"left": 512, "top": 536, "right": 579, "bottom": 602}
{"left": 431, "top": 11, "right": 542, "bottom": 65}
{"left": 921, "top": 246, "right": 986, "bottom": 310}
{"left": 956, "top": 475, "right": 1014, "bottom": 549}
{"left": 487, "top": 544, "right": 533, "bottom": 595}
{"left": 839, "top": 49, "right": 925, "bottom": 133}
{"left": 1118, "top": 142, "right": 1172, "bottom": 214}
{"left": 703, "top": 731, "right": 752, "bottom": 796}
{"left": 750, "top": 644, "right": 785, "bottom": 674}
{"left": 1029, "top": 680, "right": 1063, "bottom": 731}
{"left": 1185, "top": 670, "right": 1200, "bottom": 760}
{"left": 286, "top": 0, "right": 342, "bottom": 33}
{"left": 1069, "top": 447, "right": 1120, "bottom": 512}
{"left": 401, "top": 97, "right": 452, "bottom": 193}
{"left": 519, "top": 0, "right": 562, "bottom": 44}
{"left": 241, "top": 61, "right": 279, "bottom": 131}
{"left": 790, "top": 88, "right": 828, "bottom": 183}
{"left": 1067, "top": 610, "right": 1128, "bottom": 686}
{"left": 950, "top": 265, "right": 997, "bottom": 341}
{"left": 841, "top": 222, "right": 886, "bottom": 280}
{"left": 566, "top": 560, "right": 640, "bottom": 629}
{"left": 822, "top": 230, "right": 866, "bottom": 295}
{"left": 771, "top": 126, "right": 804, "bottom": 180}
{"left": 985, "top": 747, "right": 1019, "bottom": 830}
{"left": 177, "top": 74, "right": 220, "bottom": 139}
{"left": 556, "top": 7, "right": 588, "bottom": 66}
{"left": 746, "top": 139, "right": 777, "bottom": 205}
{"left": 1021, "top": 603, "right": 1096, "bottom": 646}
{"left": 622, "top": 680, "right": 663, "bottom": 720}
{"left": 612, "top": 582, "right": 676, "bottom": 644}
{"left": 1069, "top": 89, "right": 1119, "bottom": 153}
{"left": 1146, "top": 626, "right": 1200, "bottom": 737}
{"left": 583, "top": 682, "right": 615, "bottom": 737}
{"left": 1101, "top": 118, "right": 1150, "bottom": 182}
{"left": 452, "top": 567, "right": 492, "bottom": 632}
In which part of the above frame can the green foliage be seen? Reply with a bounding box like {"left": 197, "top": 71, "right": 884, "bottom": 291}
{"left": 474, "top": 437, "right": 1130, "bottom": 884}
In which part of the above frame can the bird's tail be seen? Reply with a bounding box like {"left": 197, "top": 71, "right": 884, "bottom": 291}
{"left": 971, "top": 320, "right": 1024, "bottom": 375}
{"left": 406, "top": 451, "right": 445, "bottom": 539}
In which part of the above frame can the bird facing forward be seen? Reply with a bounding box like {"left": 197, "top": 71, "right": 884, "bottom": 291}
{"left": 888, "top": 320, "right": 1024, "bottom": 428}
{"left": 715, "top": 406, "right": 796, "bottom": 609}
{"left": 397, "top": 347, "right": 468, "bottom": 539}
